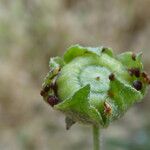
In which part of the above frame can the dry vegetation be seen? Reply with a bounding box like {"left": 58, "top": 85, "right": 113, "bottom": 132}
{"left": 0, "top": 0, "right": 150, "bottom": 150}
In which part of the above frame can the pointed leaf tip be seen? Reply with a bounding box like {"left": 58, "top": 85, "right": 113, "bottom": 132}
{"left": 55, "top": 85, "right": 103, "bottom": 125}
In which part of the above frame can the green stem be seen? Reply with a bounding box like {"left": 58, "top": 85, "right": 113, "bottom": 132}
{"left": 93, "top": 125, "right": 101, "bottom": 150}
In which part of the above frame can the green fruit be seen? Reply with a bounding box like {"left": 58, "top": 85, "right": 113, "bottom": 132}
{"left": 41, "top": 45, "right": 149, "bottom": 128}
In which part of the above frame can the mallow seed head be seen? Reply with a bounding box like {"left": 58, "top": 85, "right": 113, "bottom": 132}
{"left": 41, "top": 45, "right": 149, "bottom": 128}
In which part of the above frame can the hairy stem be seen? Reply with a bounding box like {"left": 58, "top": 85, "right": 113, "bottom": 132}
{"left": 93, "top": 125, "right": 101, "bottom": 150}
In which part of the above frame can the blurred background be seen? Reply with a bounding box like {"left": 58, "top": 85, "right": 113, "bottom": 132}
{"left": 0, "top": 0, "right": 150, "bottom": 150}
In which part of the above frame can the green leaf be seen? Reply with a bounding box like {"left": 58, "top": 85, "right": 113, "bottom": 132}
{"left": 64, "top": 44, "right": 113, "bottom": 63}
{"left": 49, "top": 56, "right": 65, "bottom": 69}
{"left": 42, "top": 57, "right": 65, "bottom": 88}
{"left": 55, "top": 85, "right": 103, "bottom": 126}
{"left": 109, "top": 77, "right": 143, "bottom": 112}
{"left": 117, "top": 52, "right": 143, "bottom": 69}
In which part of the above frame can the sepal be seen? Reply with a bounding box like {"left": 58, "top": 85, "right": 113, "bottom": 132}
{"left": 64, "top": 45, "right": 113, "bottom": 63}
{"left": 55, "top": 85, "right": 103, "bottom": 126}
